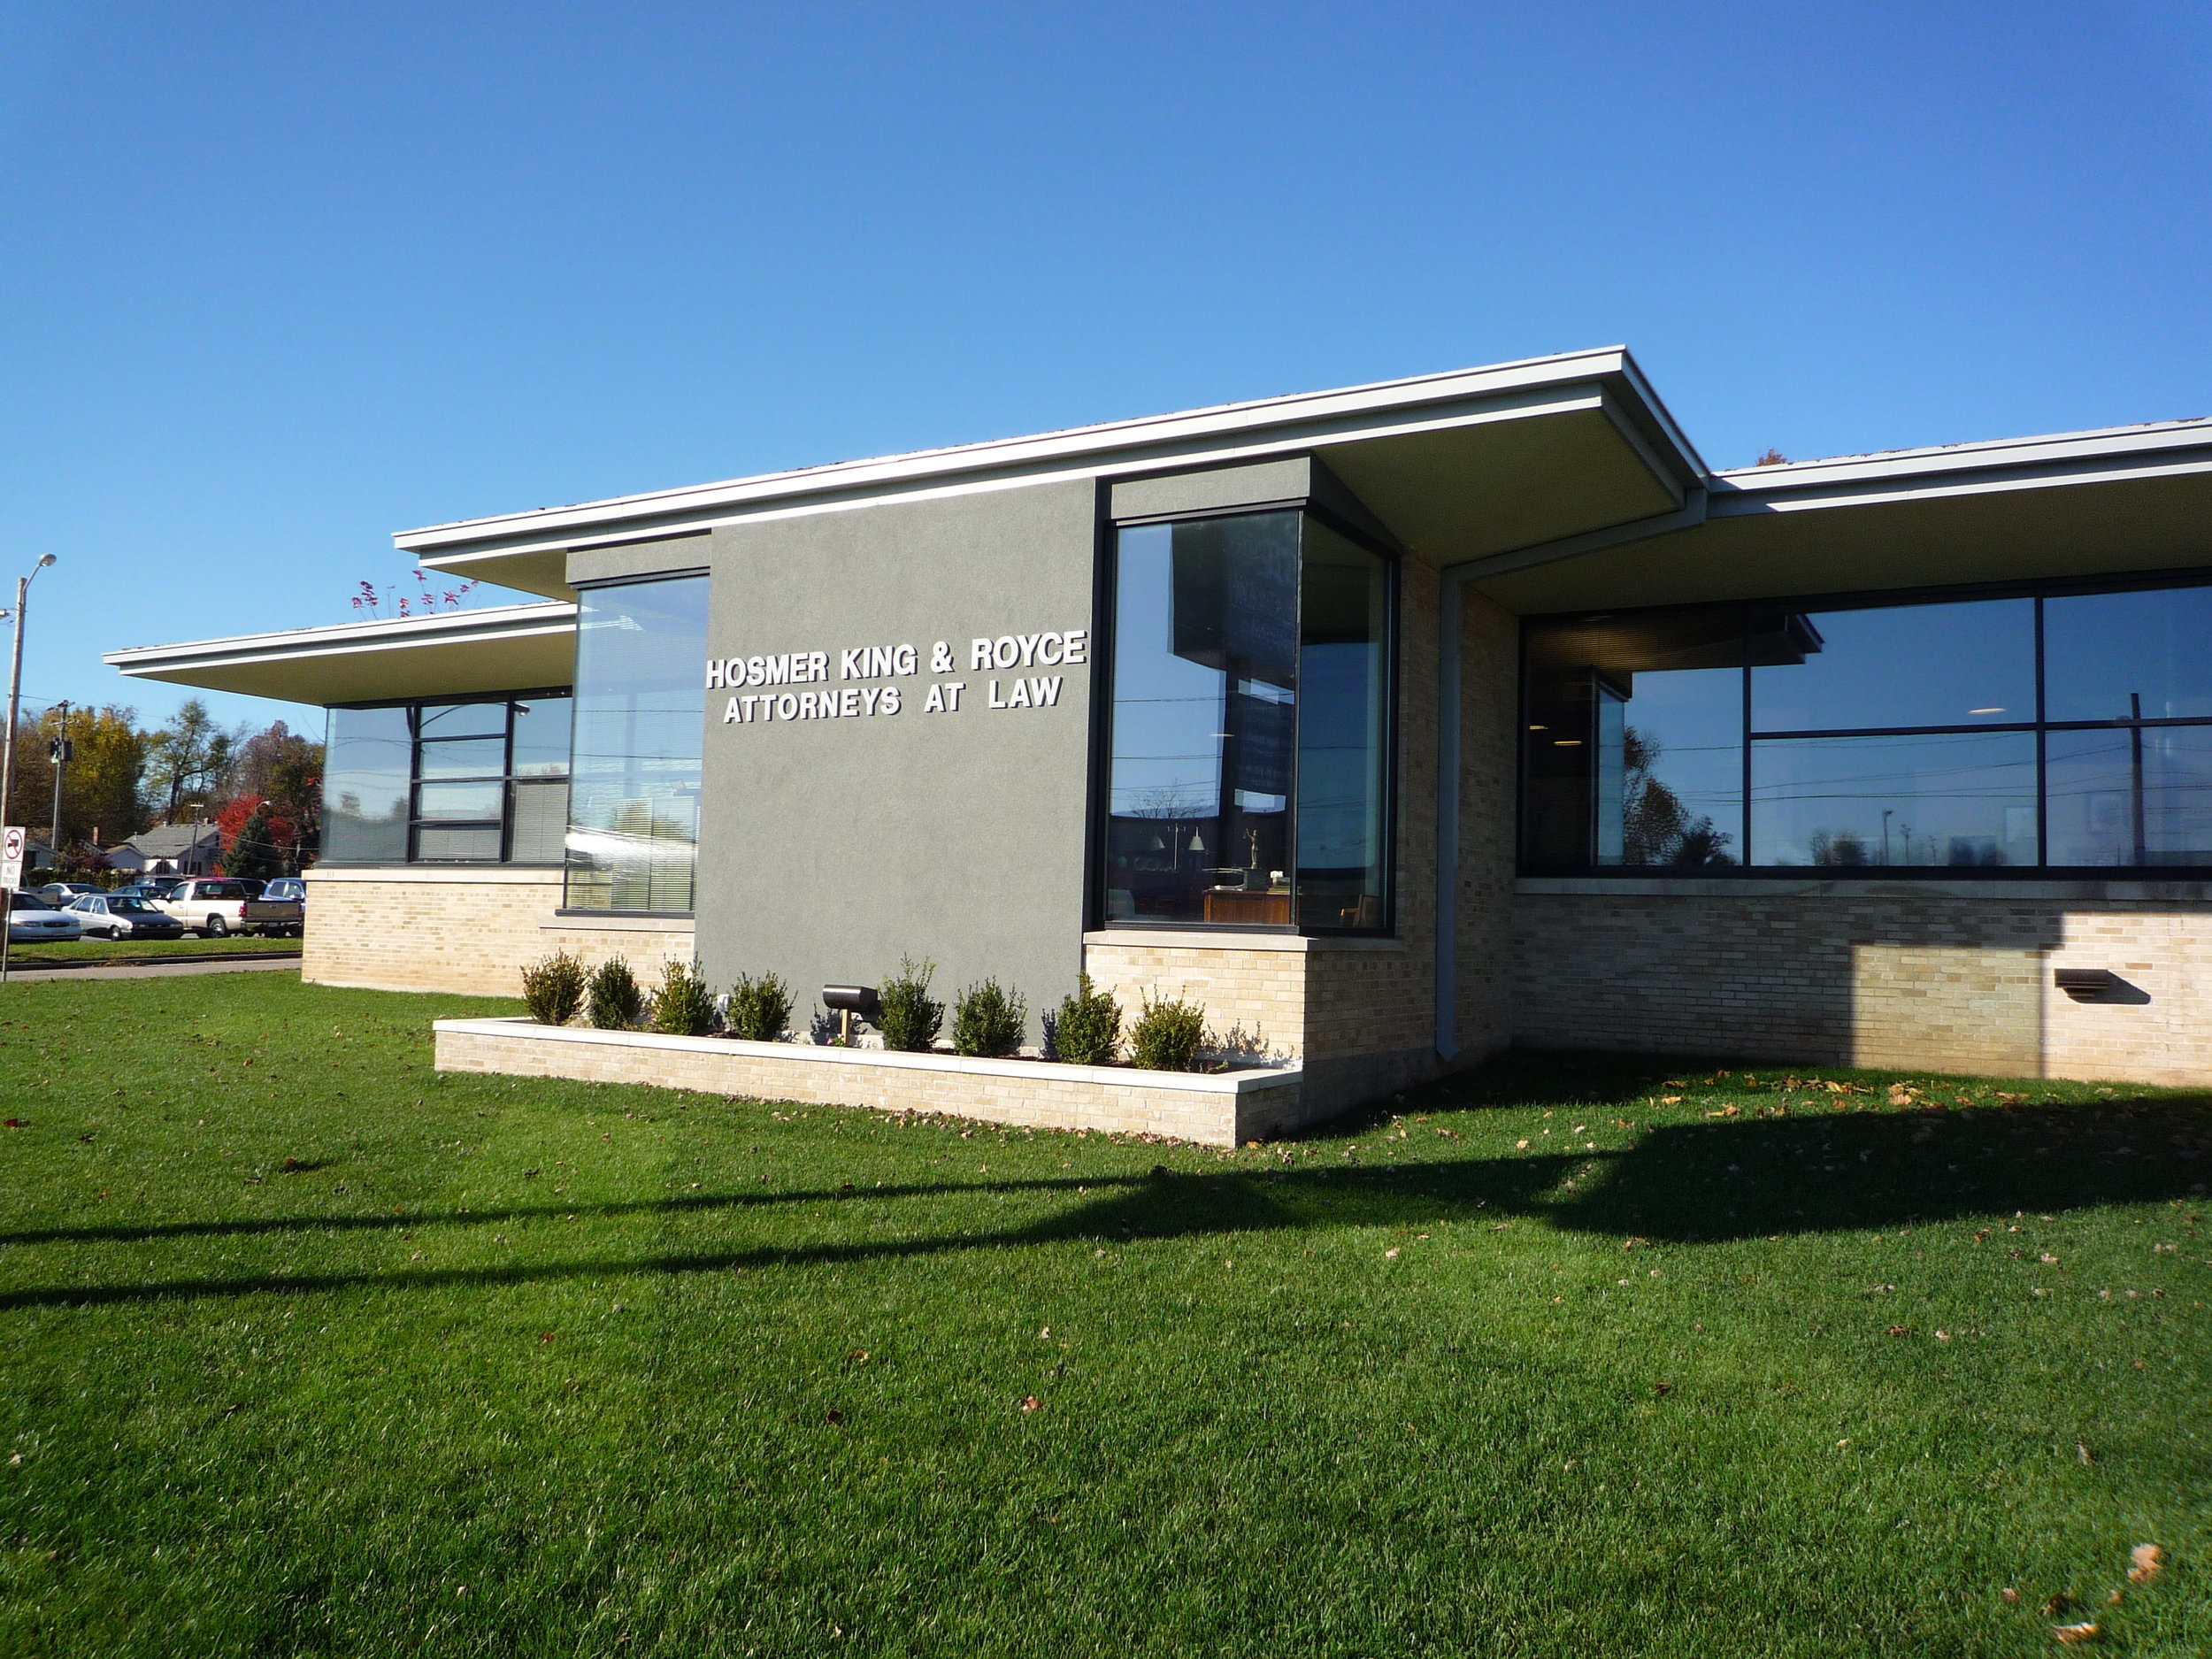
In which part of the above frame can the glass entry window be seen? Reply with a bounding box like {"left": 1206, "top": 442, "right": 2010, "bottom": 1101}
{"left": 322, "top": 695, "right": 572, "bottom": 865}
{"left": 1102, "top": 510, "right": 1394, "bottom": 931}
{"left": 565, "top": 574, "right": 709, "bottom": 913}
{"left": 1523, "top": 575, "right": 2212, "bottom": 872}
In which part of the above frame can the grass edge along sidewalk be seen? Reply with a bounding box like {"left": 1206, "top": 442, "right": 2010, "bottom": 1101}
{"left": 4, "top": 935, "right": 302, "bottom": 969}
{"left": 0, "top": 970, "right": 2204, "bottom": 1657}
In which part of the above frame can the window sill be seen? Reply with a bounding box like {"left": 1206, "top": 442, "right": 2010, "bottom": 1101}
{"left": 1085, "top": 928, "right": 1406, "bottom": 953}
{"left": 544, "top": 911, "right": 696, "bottom": 932}
{"left": 1517, "top": 874, "right": 2212, "bottom": 902}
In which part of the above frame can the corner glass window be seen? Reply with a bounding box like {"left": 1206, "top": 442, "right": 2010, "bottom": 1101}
{"left": 322, "top": 706, "right": 411, "bottom": 863}
{"left": 1102, "top": 511, "right": 1394, "bottom": 931}
{"left": 319, "top": 695, "right": 572, "bottom": 866}
{"left": 565, "top": 574, "right": 708, "bottom": 913}
{"left": 2045, "top": 587, "right": 2212, "bottom": 723}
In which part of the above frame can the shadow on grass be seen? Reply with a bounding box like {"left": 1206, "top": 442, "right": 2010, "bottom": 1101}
{"left": 2, "top": 1093, "right": 2206, "bottom": 1311}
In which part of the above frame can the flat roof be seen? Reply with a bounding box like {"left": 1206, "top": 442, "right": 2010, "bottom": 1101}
{"left": 104, "top": 601, "right": 578, "bottom": 705}
{"left": 396, "top": 347, "right": 1708, "bottom": 596}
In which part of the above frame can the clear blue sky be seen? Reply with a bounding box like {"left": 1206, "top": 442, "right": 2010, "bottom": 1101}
{"left": 3, "top": 2, "right": 2207, "bottom": 737}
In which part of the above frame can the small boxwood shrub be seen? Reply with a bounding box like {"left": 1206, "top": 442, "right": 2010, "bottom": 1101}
{"left": 586, "top": 957, "right": 645, "bottom": 1030}
{"left": 649, "top": 957, "right": 718, "bottom": 1036}
{"left": 1051, "top": 974, "right": 1121, "bottom": 1065}
{"left": 726, "top": 972, "right": 794, "bottom": 1042}
{"left": 1130, "top": 992, "right": 1207, "bottom": 1072}
{"left": 877, "top": 956, "right": 942, "bottom": 1052}
{"left": 952, "top": 978, "right": 1027, "bottom": 1057}
{"left": 519, "top": 949, "right": 585, "bottom": 1026}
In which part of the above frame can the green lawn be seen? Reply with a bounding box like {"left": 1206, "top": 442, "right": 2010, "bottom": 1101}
{"left": 0, "top": 972, "right": 2206, "bottom": 1657}
{"left": 5, "top": 934, "right": 301, "bottom": 965}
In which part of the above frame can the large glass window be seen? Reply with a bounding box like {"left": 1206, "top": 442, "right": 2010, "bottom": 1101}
{"left": 322, "top": 706, "right": 411, "bottom": 864}
{"left": 321, "top": 695, "right": 572, "bottom": 865}
{"left": 1523, "top": 575, "right": 2212, "bottom": 873}
{"left": 565, "top": 574, "right": 708, "bottom": 912}
{"left": 1102, "top": 511, "right": 1393, "bottom": 930}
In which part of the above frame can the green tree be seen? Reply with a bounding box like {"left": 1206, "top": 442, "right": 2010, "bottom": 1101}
{"left": 219, "top": 803, "right": 286, "bottom": 880}
{"left": 144, "top": 698, "right": 237, "bottom": 825}
{"left": 4, "top": 704, "right": 150, "bottom": 849}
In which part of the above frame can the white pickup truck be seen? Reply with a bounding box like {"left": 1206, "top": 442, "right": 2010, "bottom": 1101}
{"left": 158, "top": 877, "right": 303, "bottom": 938}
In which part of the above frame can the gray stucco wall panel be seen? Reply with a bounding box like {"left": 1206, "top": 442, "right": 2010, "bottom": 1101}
{"left": 695, "top": 480, "right": 1101, "bottom": 1038}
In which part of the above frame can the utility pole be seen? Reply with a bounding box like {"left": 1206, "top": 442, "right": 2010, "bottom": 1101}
{"left": 0, "top": 554, "right": 59, "bottom": 987}
{"left": 48, "top": 700, "right": 71, "bottom": 857}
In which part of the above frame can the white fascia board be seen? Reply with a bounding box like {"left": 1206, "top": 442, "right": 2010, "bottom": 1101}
{"left": 1709, "top": 417, "right": 2212, "bottom": 515}
{"left": 104, "top": 602, "right": 577, "bottom": 677}
{"left": 397, "top": 348, "right": 1701, "bottom": 564}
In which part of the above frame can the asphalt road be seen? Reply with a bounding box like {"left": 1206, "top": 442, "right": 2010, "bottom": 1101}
{"left": 0, "top": 956, "right": 302, "bottom": 983}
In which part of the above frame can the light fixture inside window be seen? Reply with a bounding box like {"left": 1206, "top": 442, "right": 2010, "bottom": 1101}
{"left": 1553, "top": 738, "right": 1583, "bottom": 747}
{"left": 1970, "top": 706, "right": 2005, "bottom": 714}
{"left": 1527, "top": 724, "right": 1548, "bottom": 731}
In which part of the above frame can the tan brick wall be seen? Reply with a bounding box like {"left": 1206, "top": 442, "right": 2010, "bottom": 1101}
{"left": 1512, "top": 879, "right": 2212, "bottom": 1086}
{"left": 303, "top": 868, "right": 694, "bottom": 997}
{"left": 1451, "top": 588, "right": 1520, "bottom": 1061}
{"left": 434, "top": 1020, "right": 1301, "bottom": 1146}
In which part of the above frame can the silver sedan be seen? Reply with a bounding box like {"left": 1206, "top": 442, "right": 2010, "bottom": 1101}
{"left": 66, "top": 894, "right": 186, "bottom": 941}
{"left": 5, "top": 893, "right": 82, "bottom": 943}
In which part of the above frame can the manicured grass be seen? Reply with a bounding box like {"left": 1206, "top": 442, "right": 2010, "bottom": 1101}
{"left": 0, "top": 972, "right": 2206, "bottom": 1656}
{"left": 5, "top": 934, "right": 301, "bottom": 965}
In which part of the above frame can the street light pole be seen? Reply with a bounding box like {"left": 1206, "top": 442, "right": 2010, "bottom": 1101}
{"left": 49, "top": 699, "right": 71, "bottom": 856}
{"left": 1, "top": 553, "right": 59, "bottom": 987}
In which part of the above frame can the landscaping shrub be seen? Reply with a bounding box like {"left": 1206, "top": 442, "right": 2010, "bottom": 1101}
{"left": 586, "top": 957, "right": 645, "bottom": 1030}
{"left": 952, "top": 978, "right": 1027, "bottom": 1057}
{"left": 877, "top": 956, "right": 942, "bottom": 1052}
{"left": 519, "top": 949, "right": 586, "bottom": 1025}
{"left": 1130, "top": 992, "right": 1207, "bottom": 1071}
{"left": 1051, "top": 974, "right": 1121, "bottom": 1064}
{"left": 726, "top": 972, "right": 795, "bottom": 1041}
{"left": 649, "top": 957, "right": 719, "bottom": 1036}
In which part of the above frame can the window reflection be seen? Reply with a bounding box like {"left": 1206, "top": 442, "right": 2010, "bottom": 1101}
{"left": 2047, "top": 726, "right": 2212, "bottom": 866}
{"left": 2045, "top": 586, "right": 2212, "bottom": 723}
{"left": 1523, "top": 609, "right": 1745, "bottom": 868}
{"left": 322, "top": 706, "right": 411, "bottom": 863}
{"left": 1102, "top": 511, "right": 1394, "bottom": 930}
{"left": 321, "top": 695, "right": 572, "bottom": 866}
{"left": 1751, "top": 598, "right": 2034, "bottom": 732}
{"left": 1296, "top": 520, "right": 1391, "bottom": 929}
{"left": 565, "top": 575, "right": 708, "bottom": 913}
{"left": 1752, "top": 733, "right": 2038, "bottom": 866}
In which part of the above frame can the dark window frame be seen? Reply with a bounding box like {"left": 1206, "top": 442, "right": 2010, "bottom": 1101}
{"left": 1517, "top": 566, "right": 2212, "bottom": 879}
{"left": 321, "top": 687, "right": 573, "bottom": 868}
{"left": 1095, "top": 505, "right": 1401, "bottom": 935}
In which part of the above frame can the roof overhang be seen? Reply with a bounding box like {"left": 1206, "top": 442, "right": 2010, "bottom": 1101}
{"left": 1453, "top": 416, "right": 2212, "bottom": 613}
{"left": 396, "top": 347, "right": 1707, "bottom": 596}
{"left": 104, "top": 602, "right": 578, "bottom": 705}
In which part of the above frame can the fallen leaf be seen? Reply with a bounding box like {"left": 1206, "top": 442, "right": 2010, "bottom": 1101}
{"left": 2045, "top": 1594, "right": 2070, "bottom": 1616}
{"left": 845, "top": 1349, "right": 870, "bottom": 1365}
{"left": 2104, "top": 1589, "right": 2124, "bottom": 1607}
{"left": 2078, "top": 1443, "right": 2094, "bottom": 1465}
{"left": 1885, "top": 1325, "right": 1911, "bottom": 1337}
{"left": 2129, "top": 1543, "right": 2163, "bottom": 1585}
{"left": 824, "top": 1409, "right": 844, "bottom": 1425}
{"left": 1661, "top": 1096, "right": 1682, "bottom": 1105}
{"left": 1019, "top": 1395, "right": 1040, "bottom": 1413}
{"left": 2001, "top": 1588, "right": 2019, "bottom": 1605}
{"left": 1516, "top": 1139, "right": 1530, "bottom": 1149}
{"left": 1651, "top": 1382, "right": 1672, "bottom": 1396}
{"left": 1384, "top": 1247, "right": 1401, "bottom": 1259}
{"left": 2052, "top": 1622, "right": 2099, "bottom": 1644}
{"left": 538, "top": 1331, "right": 554, "bottom": 1344}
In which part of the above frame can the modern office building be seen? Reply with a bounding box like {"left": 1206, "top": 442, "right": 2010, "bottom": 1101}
{"left": 110, "top": 347, "right": 2212, "bottom": 1115}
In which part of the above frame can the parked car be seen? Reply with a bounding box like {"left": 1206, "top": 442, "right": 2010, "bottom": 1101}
{"left": 156, "top": 877, "right": 302, "bottom": 938}
{"left": 244, "top": 878, "right": 305, "bottom": 936}
{"left": 135, "top": 876, "right": 185, "bottom": 899}
{"left": 110, "top": 884, "right": 168, "bottom": 902}
{"left": 65, "top": 894, "right": 187, "bottom": 941}
{"left": 35, "top": 882, "right": 102, "bottom": 906}
{"left": 5, "top": 892, "right": 82, "bottom": 944}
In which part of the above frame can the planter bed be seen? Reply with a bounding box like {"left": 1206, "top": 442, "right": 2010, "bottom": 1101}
{"left": 431, "top": 1017, "right": 1307, "bottom": 1146}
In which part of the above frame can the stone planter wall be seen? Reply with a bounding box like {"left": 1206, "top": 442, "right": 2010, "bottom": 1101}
{"left": 433, "top": 1018, "right": 1312, "bottom": 1146}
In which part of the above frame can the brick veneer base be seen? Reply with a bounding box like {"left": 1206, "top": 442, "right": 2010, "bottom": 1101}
{"left": 1514, "top": 881, "right": 2212, "bottom": 1087}
{"left": 434, "top": 1018, "right": 1310, "bottom": 1145}
{"left": 303, "top": 867, "right": 695, "bottom": 996}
